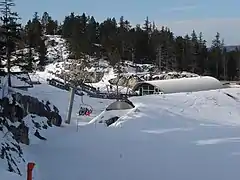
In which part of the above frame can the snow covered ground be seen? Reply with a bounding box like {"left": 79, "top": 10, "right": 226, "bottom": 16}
{"left": 3, "top": 35, "right": 240, "bottom": 179}
{"left": 4, "top": 81, "right": 239, "bottom": 180}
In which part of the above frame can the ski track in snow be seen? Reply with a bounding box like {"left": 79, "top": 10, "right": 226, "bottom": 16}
{"left": 141, "top": 128, "right": 193, "bottom": 134}
{"left": 195, "top": 137, "right": 240, "bottom": 146}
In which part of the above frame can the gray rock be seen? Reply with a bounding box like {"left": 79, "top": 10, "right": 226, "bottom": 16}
{"left": 14, "top": 93, "right": 62, "bottom": 127}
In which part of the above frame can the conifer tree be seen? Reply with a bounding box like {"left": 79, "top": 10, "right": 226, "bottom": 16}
{"left": 0, "top": 0, "right": 21, "bottom": 86}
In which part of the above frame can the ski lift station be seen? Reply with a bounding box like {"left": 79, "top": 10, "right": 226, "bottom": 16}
{"left": 132, "top": 76, "right": 223, "bottom": 95}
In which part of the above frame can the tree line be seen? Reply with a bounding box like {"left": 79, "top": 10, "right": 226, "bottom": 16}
{"left": 0, "top": 0, "right": 239, "bottom": 80}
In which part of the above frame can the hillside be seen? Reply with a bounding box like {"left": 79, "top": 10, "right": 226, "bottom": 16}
{"left": 2, "top": 79, "right": 240, "bottom": 180}
{"left": 2, "top": 4, "right": 240, "bottom": 179}
{"left": 2, "top": 35, "right": 240, "bottom": 180}
{"left": 0, "top": 81, "right": 62, "bottom": 179}
{"left": 25, "top": 35, "right": 200, "bottom": 93}
{"left": 2, "top": 59, "right": 240, "bottom": 179}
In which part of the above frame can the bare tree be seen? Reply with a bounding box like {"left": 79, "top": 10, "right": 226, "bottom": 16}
{"left": 107, "top": 47, "right": 122, "bottom": 98}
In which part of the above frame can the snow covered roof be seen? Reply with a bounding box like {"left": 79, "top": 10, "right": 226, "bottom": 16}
{"left": 132, "top": 76, "right": 222, "bottom": 94}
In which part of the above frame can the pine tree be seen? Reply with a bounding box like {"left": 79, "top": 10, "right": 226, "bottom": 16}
{"left": 197, "top": 32, "right": 207, "bottom": 74}
{"left": 0, "top": 0, "right": 21, "bottom": 86}
{"left": 30, "top": 12, "right": 47, "bottom": 68}
{"left": 41, "top": 12, "right": 50, "bottom": 34}
{"left": 142, "top": 16, "right": 151, "bottom": 34}
{"left": 175, "top": 36, "right": 185, "bottom": 71}
{"left": 27, "top": 47, "right": 34, "bottom": 71}
{"left": 99, "top": 18, "right": 118, "bottom": 64}
{"left": 117, "top": 16, "right": 131, "bottom": 60}
{"left": 142, "top": 17, "right": 151, "bottom": 62}
{"left": 23, "top": 20, "right": 35, "bottom": 71}
{"left": 86, "top": 16, "right": 99, "bottom": 55}
{"left": 210, "top": 32, "right": 224, "bottom": 78}
{"left": 190, "top": 30, "right": 198, "bottom": 73}
{"left": 227, "top": 50, "right": 237, "bottom": 80}
{"left": 62, "top": 13, "right": 75, "bottom": 39}
{"left": 0, "top": 10, "right": 237, "bottom": 80}
{"left": 38, "top": 37, "right": 47, "bottom": 68}
{"left": 41, "top": 12, "right": 58, "bottom": 35}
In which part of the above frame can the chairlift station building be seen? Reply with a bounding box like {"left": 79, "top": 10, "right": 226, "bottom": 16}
{"left": 132, "top": 76, "right": 222, "bottom": 95}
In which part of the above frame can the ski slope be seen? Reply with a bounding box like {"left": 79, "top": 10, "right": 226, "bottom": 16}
{"left": 4, "top": 35, "right": 240, "bottom": 180}
{"left": 6, "top": 82, "right": 238, "bottom": 180}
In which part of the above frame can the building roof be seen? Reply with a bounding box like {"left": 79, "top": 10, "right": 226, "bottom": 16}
{"left": 132, "top": 76, "right": 222, "bottom": 94}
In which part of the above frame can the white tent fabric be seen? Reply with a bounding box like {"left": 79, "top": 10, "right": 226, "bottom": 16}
{"left": 132, "top": 76, "right": 222, "bottom": 94}
{"left": 106, "top": 100, "right": 134, "bottom": 111}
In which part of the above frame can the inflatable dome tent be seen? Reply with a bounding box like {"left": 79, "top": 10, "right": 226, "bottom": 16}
{"left": 132, "top": 76, "right": 222, "bottom": 95}
{"left": 106, "top": 99, "right": 135, "bottom": 111}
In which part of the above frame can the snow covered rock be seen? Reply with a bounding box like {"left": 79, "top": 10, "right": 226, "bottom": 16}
{"left": 109, "top": 75, "right": 142, "bottom": 88}
{"left": 0, "top": 90, "right": 63, "bottom": 177}
{"left": 13, "top": 92, "right": 62, "bottom": 127}
{"left": 0, "top": 123, "right": 25, "bottom": 175}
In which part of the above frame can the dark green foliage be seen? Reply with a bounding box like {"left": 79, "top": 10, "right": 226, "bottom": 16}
{"left": 1, "top": 1, "right": 240, "bottom": 80}
{"left": 0, "top": 0, "right": 21, "bottom": 78}
{"left": 60, "top": 12, "right": 240, "bottom": 80}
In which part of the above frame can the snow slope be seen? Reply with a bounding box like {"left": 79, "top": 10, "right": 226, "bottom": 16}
{"left": 3, "top": 34, "right": 240, "bottom": 179}
{"left": 28, "top": 83, "right": 113, "bottom": 124}
{"left": 11, "top": 82, "right": 240, "bottom": 180}
{"left": 28, "top": 35, "right": 200, "bottom": 92}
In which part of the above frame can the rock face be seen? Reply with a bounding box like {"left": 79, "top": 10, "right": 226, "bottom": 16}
{"left": 49, "top": 59, "right": 105, "bottom": 84}
{"left": 13, "top": 93, "right": 62, "bottom": 127}
{"left": 0, "top": 116, "right": 25, "bottom": 175}
{"left": 9, "top": 122, "right": 29, "bottom": 145}
{"left": 0, "top": 91, "right": 63, "bottom": 176}
{"left": 0, "top": 91, "right": 62, "bottom": 146}
{"left": 109, "top": 75, "right": 142, "bottom": 88}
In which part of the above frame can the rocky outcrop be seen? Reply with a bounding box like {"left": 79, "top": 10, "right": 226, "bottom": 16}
{"left": 0, "top": 141, "right": 24, "bottom": 175}
{"left": 0, "top": 91, "right": 63, "bottom": 176}
{"left": 13, "top": 93, "right": 62, "bottom": 127}
{"left": 109, "top": 75, "right": 142, "bottom": 88}
{"left": 9, "top": 122, "right": 29, "bottom": 145}
{"left": 53, "top": 68, "right": 104, "bottom": 84}
{"left": 108, "top": 71, "right": 200, "bottom": 88}
{"left": 0, "top": 117, "right": 25, "bottom": 175}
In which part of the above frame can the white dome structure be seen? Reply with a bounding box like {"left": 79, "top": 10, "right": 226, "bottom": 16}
{"left": 106, "top": 100, "right": 135, "bottom": 111}
{"left": 132, "top": 76, "right": 222, "bottom": 95}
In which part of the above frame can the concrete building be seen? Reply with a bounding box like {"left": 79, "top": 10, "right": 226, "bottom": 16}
{"left": 132, "top": 76, "right": 222, "bottom": 95}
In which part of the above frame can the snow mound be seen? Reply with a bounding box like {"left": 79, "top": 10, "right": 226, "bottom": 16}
{"left": 89, "top": 107, "right": 139, "bottom": 127}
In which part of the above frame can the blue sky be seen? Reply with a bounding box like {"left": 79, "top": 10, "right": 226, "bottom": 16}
{"left": 15, "top": 0, "right": 240, "bottom": 46}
